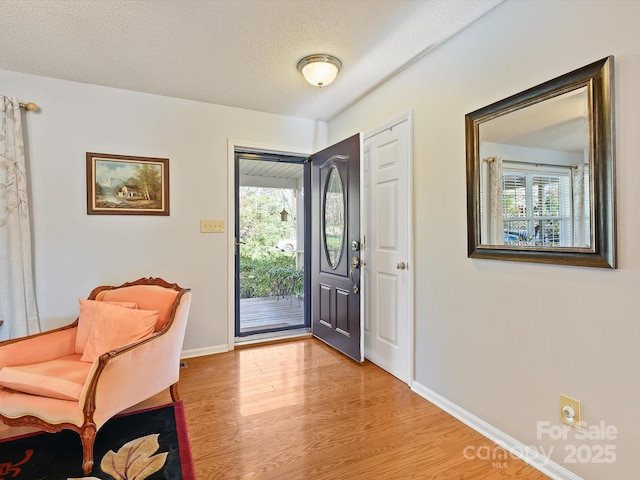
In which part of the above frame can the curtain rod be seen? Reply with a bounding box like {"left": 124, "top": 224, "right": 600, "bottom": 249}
{"left": 484, "top": 157, "right": 580, "bottom": 169}
{"left": 19, "top": 102, "right": 38, "bottom": 112}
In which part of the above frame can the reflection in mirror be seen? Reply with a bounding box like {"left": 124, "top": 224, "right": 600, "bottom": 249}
{"left": 479, "top": 87, "right": 591, "bottom": 249}
{"left": 466, "top": 56, "right": 616, "bottom": 268}
{"left": 324, "top": 165, "right": 345, "bottom": 269}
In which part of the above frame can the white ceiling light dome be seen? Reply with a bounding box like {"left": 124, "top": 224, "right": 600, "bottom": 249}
{"left": 297, "top": 54, "right": 342, "bottom": 87}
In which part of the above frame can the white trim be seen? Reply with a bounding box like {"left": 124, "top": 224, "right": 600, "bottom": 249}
{"left": 227, "top": 139, "right": 313, "bottom": 351}
{"left": 363, "top": 110, "right": 413, "bottom": 140}
{"left": 180, "top": 344, "right": 229, "bottom": 359}
{"left": 227, "top": 139, "right": 236, "bottom": 350}
{"left": 358, "top": 131, "right": 365, "bottom": 363}
{"left": 363, "top": 110, "right": 415, "bottom": 386}
{"left": 411, "top": 381, "right": 584, "bottom": 480}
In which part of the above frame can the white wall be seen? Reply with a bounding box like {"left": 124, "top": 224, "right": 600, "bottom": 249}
{"left": 0, "top": 69, "right": 325, "bottom": 354}
{"left": 328, "top": 1, "right": 640, "bottom": 478}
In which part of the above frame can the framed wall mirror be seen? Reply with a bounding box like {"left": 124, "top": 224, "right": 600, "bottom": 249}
{"left": 465, "top": 56, "right": 616, "bottom": 268}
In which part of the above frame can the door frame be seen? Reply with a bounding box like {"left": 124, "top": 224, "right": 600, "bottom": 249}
{"left": 363, "top": 111, "right": 415, "bottom": 385}
{"left": 227, "top": 139, "right": 313, "bottom": 349}
{"left": 226, "top": 114, "right": 414, "bottom": 367}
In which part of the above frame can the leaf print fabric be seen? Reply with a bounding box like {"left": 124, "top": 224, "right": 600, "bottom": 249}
{"left": 101, "top": 434, "right": 168, "bottom": 480}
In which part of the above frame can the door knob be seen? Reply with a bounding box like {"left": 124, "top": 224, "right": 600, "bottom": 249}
{"left": 396, "top": 262, "right": 407, "bottom": 270}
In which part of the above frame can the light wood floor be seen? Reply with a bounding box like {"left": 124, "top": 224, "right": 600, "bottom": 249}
{"left": 1, "top": 338, "right": 550, "bottom": 479}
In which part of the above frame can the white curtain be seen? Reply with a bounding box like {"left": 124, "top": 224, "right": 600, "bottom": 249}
{"left": 572, "top": 163, "right": 587, "bottom": 247}
{"left": 0, "top": 96, "right": 40, "bottom": 340}
{"left": 488, "top": 156, "right": 504, "bottom": 245}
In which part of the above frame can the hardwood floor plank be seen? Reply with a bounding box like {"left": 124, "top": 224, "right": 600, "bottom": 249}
{"left": 175, "top": 339, "right": 549, "bottom": 479}
{"left": 0, "top": 338, "right": 550, "bottom": 479}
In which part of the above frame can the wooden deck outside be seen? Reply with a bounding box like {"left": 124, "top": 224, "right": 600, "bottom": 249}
{"left": 240, "top": 295, "right": 305, "bottom": 333}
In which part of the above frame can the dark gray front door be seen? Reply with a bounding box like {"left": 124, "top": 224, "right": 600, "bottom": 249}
{"left": 311, "top": 133, "right": 363, "bottom": 362}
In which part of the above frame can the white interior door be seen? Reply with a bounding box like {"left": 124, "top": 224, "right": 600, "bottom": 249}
{"left": 363, "top": 114, "right": 413, "bottom": 383}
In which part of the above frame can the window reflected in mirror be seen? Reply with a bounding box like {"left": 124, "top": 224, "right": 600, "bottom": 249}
{"left": 478, "top": 87, "right": 591, "bottom": 249}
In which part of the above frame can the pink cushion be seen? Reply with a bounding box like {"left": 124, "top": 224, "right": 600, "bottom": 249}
{"left": 80, "top": 303, "right": 159, "bottom": 362}
{"left": 97, "top": 285, "right": 178, "bottom": 331}
{"left": 0, "top": 354, "right": 91, "bottom": 401}
{"left": 75, "top": 300, "right": 138, "bottom": 354}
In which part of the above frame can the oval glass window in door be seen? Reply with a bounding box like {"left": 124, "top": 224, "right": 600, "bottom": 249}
{"left": 324, "top": 165, "right": 345, "bottom": 269}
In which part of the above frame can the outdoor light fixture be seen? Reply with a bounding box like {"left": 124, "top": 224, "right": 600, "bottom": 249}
{"left": 297, "top": 54, "right": 342, "bottom": 87}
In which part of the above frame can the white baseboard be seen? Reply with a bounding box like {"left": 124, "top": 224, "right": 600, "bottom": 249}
{"left": 180, "top": 344, "right": 229, "bottom": 359}
{"left": 411, "top": 381, "right": 583, "bottom": 480}
{"left": 180, "top": 329, "right": 312, "bottom": 359}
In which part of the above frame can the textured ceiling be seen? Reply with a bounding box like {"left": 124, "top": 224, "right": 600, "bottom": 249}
{"left": 0, "top": 0, "right": 502, "bottom": 121}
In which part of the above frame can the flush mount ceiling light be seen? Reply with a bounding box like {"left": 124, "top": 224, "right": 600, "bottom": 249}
{"left": 297, "top": 54, "right": 342, "bottom": 88}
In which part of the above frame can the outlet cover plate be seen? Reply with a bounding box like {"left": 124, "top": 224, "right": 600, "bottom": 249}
{"left": 560, "top": 394, "right": 581, "bottom": 428}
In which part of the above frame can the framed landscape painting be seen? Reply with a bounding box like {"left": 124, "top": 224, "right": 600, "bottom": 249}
{"left": 86, "top": 153, "right": 170, "bottom": 216}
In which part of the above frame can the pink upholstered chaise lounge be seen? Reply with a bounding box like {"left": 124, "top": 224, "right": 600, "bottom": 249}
{"left": 0, "top": 277, "right": 192, "bottom": 474}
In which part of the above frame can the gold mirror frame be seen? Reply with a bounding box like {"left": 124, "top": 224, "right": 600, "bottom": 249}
{"left": 465, "top": 56, "right": 616, "bottom": 268}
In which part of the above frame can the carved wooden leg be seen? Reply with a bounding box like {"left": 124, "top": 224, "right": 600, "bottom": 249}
{"left": 170, "top": 382, "right": 180, "bottom": 402}
{"left": 80, "top": 424, "right": 97, "bottom": 475}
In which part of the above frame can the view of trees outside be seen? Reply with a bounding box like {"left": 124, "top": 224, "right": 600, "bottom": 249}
{"left": 239, "top": 187, "right": 303, "bottom": 300}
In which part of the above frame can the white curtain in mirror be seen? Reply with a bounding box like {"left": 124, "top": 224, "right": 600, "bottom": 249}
{"left": 0, "top": 96, "right": 40, "bottom": 340}
{"left": 572, "top": 163, "right": 588, "bottom": 247}
{"left": 487, "top": 156, "right": 504, "bottom": 245}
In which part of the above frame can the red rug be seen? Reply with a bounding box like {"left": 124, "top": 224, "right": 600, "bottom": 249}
{"left": 0, "top": 401, "right": 195, "bottom": 479}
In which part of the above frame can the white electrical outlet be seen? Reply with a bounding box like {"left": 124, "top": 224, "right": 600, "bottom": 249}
{"left": 560, "top": 394, "right": 581, "bottom": 428}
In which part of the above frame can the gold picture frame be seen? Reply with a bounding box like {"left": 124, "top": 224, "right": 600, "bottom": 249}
{"left": 86, "top": 152, "right": 170, "bottom": 216}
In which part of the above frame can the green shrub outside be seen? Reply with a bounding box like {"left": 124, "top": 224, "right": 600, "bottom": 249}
{"left": 240, "top": 253, "right": 303, "bottom": 299}
{"left": 238, "top": 186, "right": 304, "bottom": 300}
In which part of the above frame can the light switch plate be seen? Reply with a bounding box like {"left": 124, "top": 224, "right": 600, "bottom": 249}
{"left": 200, "top": 219, "right": 224, "bottom": 233}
